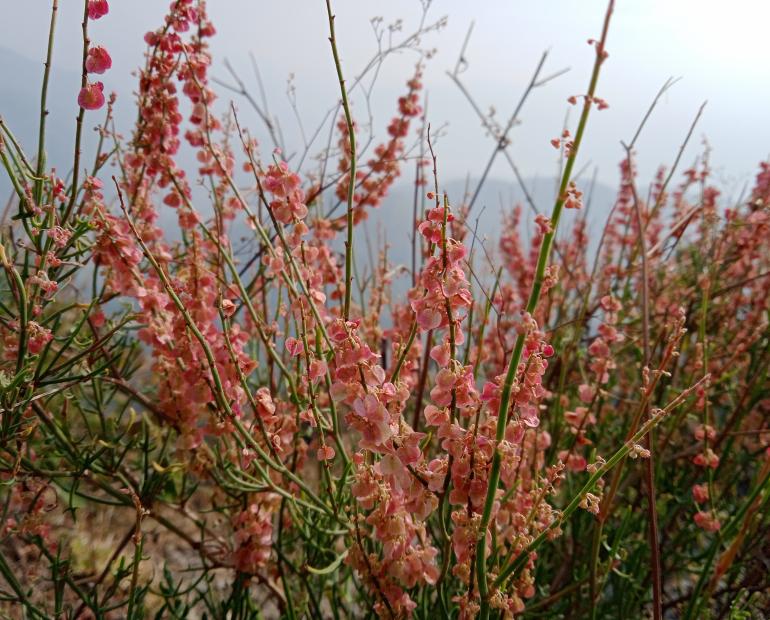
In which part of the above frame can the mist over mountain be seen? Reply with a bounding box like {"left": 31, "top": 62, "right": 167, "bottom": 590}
{"left": 0, "top": 39, "right": 616, "bottom": 303}
{"left": 1, "top": 47, "right": 84, "bottom": 172}
{"left": 0, "top": 44, "right": 616, "bottom": 257}
{"left": 1, "top": 41, "right": 615, "bottom": 299}
{"left": 1, "top": 46, "right": 97, "bottom": 206}
{"left": 360, "top": 175, "right": 616, "bottom": 283}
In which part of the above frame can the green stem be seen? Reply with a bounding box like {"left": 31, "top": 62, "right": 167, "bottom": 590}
{"left": 682, "top": 465, "right": 770, "bottom": 620}
{"left": 325, "top": 0, "right": 356, "bottom": 320}
{"left": 126, "top": 517, "right": 144, "bottom": 619}
{"left": 34, "top": 0, "right": 58, "bottom": 204}
{"left": 62, "top": 0, "right": 90, "bottom": 225}
{"left": 494, "top": 375, "right": 705, "bottom": 589}
{"left": 114, "top": 180, "right": 337, "bottom": 521}
{"left": 475, "top": 4, "right": 615, "bottom": 615}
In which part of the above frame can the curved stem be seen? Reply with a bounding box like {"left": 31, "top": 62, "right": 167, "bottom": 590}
{"left": 62, "top": 0, "right": 90, "bottom": 225}
{"left": 325, "top": 0, "right": 357, "bottom": 320}
{"left": 34, "top": 0, "right": 58, "bottom": 204}
{"left": 475, "top": 3, "right": 615, "bottom": 615}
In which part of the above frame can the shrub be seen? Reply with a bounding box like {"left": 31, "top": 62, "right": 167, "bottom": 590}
{"left": 0, "top": 1, "right": 768, "bottom": 618}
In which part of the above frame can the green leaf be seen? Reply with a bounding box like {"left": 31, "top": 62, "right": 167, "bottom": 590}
{"left": 306, "top": 549, "right": 348, "bottom": 575}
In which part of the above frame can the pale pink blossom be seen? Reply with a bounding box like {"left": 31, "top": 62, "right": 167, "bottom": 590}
{"left": 87, "top": 0, "right": 109, "bottom": 19}
{"left": 86, "top": 46, "right": 112, "bottom": 74}
{"left": 78, "top": 82, "right": 105, "bottom": 110}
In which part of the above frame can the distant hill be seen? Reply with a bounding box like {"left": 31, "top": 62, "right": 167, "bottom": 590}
{"left": 360, "top": 175, "right": 617, "bottom": 275}
{"left": 0, "top": 47, "right": 82, "bottom": 174}
{"left": 0, "top": 45, "right": 618, "bottom": 278}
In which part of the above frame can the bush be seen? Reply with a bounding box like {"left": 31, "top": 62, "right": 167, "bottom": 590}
{"left": 0, "top": 1, "right": 768, "bottom": 618}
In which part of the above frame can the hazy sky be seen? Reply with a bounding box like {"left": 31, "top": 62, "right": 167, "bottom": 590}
{"left": 3, "top": 1, "right": 769, "bottom": 196}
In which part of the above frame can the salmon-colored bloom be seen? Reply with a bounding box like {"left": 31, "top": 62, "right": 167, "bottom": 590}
{"left": 78, "top": 82, "right": 105, "bottom": 110}
{"left": 86, "top": 46, "right": 112, "bottom": 74}
{"left": 317, "top": 445, "right": 335, "bottom": 460}
{"left": 87, "top": 0, "right": 109, "bottom": 19}
{"left": 694, "top": 510, "right": 721, "bottom": 532}
{"left": 692, "top": 483, "right": 709, "bottom": 503}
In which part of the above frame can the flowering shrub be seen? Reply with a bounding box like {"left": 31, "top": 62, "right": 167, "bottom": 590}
{"left": 0, "top": 1, "right": 769, "bottom": 618}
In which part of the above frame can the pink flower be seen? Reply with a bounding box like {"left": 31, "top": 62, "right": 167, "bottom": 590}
{"left": 220, "top": 299, "right": 236, "bottom": 318}
{"left": 579, "top": 492, "right": 602, "bottom": 515}
{"left": 694, "top": 510, "right": 721, "bottom": 532}
{"left": 416, "top": 307, "right": 441, "bottom": 330}
{"left": 309, "top": 359, "right": 327, "bottom": 381}
{"left": 693, "top": 448, "right": 720, "bottom": 469}
{"left": 600, "top": 295, "right": 622, "bottom": 313}
{"left": 317, "top": 445, "right": 335, "bottom": 461}
{"left": 254, "top": 388, "right": 276, "bottom": 420}
{"left": 86, "top": 46, "right": 112, "bottom": 74}
{"left": 90, "top": 310, "right": 106, "bottom": 328}
{"left": 29, "top": 271, "right": 58, "bottom": 299}
{"left": 27, "top": 321, "right": 53, "bottom": 355}
{"left": 232, "top": 504, "right": 273, "bottom": 573}
{"left": 78, "top": 82, "right": 105, "bottom": 110}
{"left": 429, "top": 343, "right": 450, "bottom": 367}
{"left": 285, "top": 337, "right": 303, "bottom": 357}
{"left": 519, "top": 404, "right": 540, "bottom": 428}
{"left": 264, "top": 162, "right": 301, "bottom": 198}
{"left": 578, "top": 383, "right": 595, "bottom": 404}
{"left": 694, "top": 424, "right": 716, "bottom": 442}
{"left": 351, "top": 394, "right": 393, "bottom": 449}
{"left": 263, "top": 162, "right": 308, "bottom": 224}
{"left": 48, "top": 226, "right": 72, "bottom": 248}
{"left": 692, "top": 483, "right": 709, "bottom": 504}
{"left": 558, "top": 450, "right": 587, "bottom": 472}
{"left": 535, "top": 213, "right": 553, "bottom": 234}
{"left": 564, "top": 407, "right": 595, "bottom": 428}
{"left": 87, "top": 0, "right": 109, "bottom": 19}
{"left": 396, "top": 432, "right": 425, "bottom": 466}
{"left": 424, "top": 405, "right": 448, "bottom": 427}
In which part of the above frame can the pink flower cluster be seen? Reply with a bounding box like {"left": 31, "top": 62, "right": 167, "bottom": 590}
{"left": 325, "top": 317, "right": 440, "bottom": 614}
{"left": 587, "top": 295, "right": 623, "bottom": 385}
{"left": 91, "top": 0, "right": 253, "bottom": 450}
{"left": 264, "top": 162, "right": 308, "bottom": 224}
{"left": 232, "top": 496, "right": 280, "bottom": 574}
{"left": 334, "top": 68, "right": 423, "bottom": 226}
{"left": 411, "top": 205, "right": 471, "bottom": 332}
{"left": 78, "top": 2, "right": 111, "bottom": 110}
